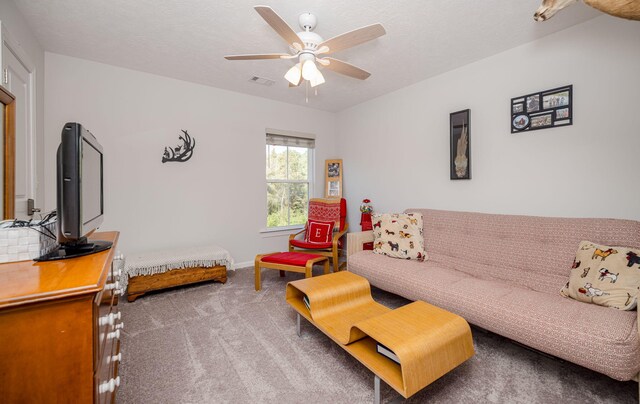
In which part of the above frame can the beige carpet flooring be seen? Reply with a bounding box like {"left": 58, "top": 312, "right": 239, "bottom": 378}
{"left": 117, "top": 267, "right": 638, "bottom": 403}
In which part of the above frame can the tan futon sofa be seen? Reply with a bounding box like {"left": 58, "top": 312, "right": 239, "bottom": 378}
{"left": 347, "top": 208, "right": 640, "bottom": 382}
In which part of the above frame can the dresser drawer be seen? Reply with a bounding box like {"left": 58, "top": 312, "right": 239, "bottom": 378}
{"left": 95, "top": 286, "right": 123, "bottom": 401}
{"left": 95, "top": 251, "right": 125, "bottom": 403}
{"left": 96, "top": 333, "right": 121, "bottom": 404}
{"left": 94, "top": 258, "right": 124, "bottom": 371}
{"left": 94, "top": 290, "right": 114, "bottom": 370}
{"left": 109, "top": 340, "right": 122, "bottom": 404}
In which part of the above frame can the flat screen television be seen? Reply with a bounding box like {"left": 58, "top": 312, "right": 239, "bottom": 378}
{"left": 36, "top": 122, "right": 112, "bottom": 261}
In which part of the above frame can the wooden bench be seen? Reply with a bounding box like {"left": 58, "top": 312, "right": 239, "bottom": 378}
{"left": 124, "top": 245, "right": 233, "bottom": 302}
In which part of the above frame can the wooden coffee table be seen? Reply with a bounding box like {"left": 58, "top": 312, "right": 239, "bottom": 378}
{"left": 286, "top": 271, "right": 474, "bottom": 403}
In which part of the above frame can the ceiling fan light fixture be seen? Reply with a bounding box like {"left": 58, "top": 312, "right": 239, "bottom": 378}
{"left": 225, "top": 6, "right": 386, "bottom": 96}
{"left": 284, "top": 63, "right": 302, "bottom": 85}
{"left": 310, "top": 70, "right": 325, "bottom": 87}
{"left": 301, "top": 59, "right": 319, "bottom": 81}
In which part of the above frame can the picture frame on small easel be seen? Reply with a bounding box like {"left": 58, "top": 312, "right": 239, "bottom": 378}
{"left": 325, "top": 159, "right": 342, "bottom": 198}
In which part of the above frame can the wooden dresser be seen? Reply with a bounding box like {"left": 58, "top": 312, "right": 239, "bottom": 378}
{"left": 0, "top": 231, "right": 123, "bottom": 403}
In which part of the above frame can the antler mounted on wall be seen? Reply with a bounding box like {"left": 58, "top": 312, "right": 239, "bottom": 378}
{"left": 534, "top": 0, "right": 640, "bottom": 21}
{"left": 162, "top": 130, "right": 196, "bottom": 163}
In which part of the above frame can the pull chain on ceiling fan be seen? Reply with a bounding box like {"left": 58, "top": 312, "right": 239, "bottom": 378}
{"left": 224, "top": 6, "right": 386, "bottom": 89}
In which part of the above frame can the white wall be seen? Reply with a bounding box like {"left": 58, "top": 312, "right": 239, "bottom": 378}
{"left": 44, "top": 53, "right": 338, "bottom": 265}
{"left": 38, "top": 15, "right": 640, "bottom": 264}
{"left": 337, "top": 16, "right": 640, "bottom": 225}
{"left": 0, "top": 0, "right": 45, "bottom": 210}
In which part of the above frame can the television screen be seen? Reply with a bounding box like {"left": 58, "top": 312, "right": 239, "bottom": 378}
{"left": 81, "top": 137, "right": 103, "bottom": 232}
{"left": 35, "top": 122, "right": 111, "bottom": 261}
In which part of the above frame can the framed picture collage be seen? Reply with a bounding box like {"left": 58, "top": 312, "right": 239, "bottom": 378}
{"left": 325, "top": 159, "right": 342, "bottom": 198}
{"left": 511, "top": 85, "right": 572, "bottom": 133}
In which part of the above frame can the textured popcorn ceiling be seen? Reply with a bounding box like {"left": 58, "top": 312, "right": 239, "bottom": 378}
{"left": 14, "top": 0, "right": 599, "bottom": 112}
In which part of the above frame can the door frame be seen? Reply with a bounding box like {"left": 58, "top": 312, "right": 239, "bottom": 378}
{"left": 1, "top": 23, "right": 37, "bottom": 218}
{"left": 0, "top": 85, "right": 15, "bottom": 219}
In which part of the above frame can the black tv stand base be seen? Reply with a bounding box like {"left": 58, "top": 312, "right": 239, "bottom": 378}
{"left": 35, "top": 240, "right": 113, "bottom": 261}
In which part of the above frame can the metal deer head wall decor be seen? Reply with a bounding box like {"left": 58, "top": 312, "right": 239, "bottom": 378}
{"left": 162, "top": 130, "right": 196, "bottom": 163}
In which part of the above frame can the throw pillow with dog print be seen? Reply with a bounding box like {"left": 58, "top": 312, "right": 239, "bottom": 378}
{"left": 560, "top": 241, "right": 640, "bottom": 310}
{"left": 371, "top": 213, "right": 427, "bottom": 261}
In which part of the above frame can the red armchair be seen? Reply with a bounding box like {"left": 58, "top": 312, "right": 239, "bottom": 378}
{"left": 289, "top": 198, "right": 348, "bottom": 271}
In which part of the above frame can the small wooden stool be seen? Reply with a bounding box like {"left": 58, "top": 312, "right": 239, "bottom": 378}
{"left": 254, "top": 252, "right": 329, "bottom": 291}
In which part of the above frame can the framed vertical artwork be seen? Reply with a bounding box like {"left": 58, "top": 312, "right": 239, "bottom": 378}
{"left": 450, "top": 109, "right": 471, "bottom": 180}
{"left": 511, "top": 85, "right": 572, "bottom": 133}
{"left": 325, "top": 159, "right": 342, "bottom": 198}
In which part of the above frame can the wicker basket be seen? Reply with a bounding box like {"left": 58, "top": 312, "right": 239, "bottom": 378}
{"left": 0, "top": 219, "right": 58, "bottom": 263}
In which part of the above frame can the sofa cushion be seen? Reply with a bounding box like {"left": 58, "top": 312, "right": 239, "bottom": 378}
{"left": 304, "top": 220, "right": 333, "bottom": 244}
{"left": 406, "top": 208, "right": 640, "bottom": 296}
{"left": 348, "top": 250, "right": 640, "bottom": 381}
{"left": 560, "top": 241, "right": 640, "bottom": 310}
{"left": 262, "top": 252, "right": 324, "bottom": 266}
{"left": 371, "top": 213, "right": 427, "bottom": 261}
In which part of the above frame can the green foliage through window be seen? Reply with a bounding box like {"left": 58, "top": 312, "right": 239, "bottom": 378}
{"left": 266, "top": 145, "right": 310, "bottom": 227}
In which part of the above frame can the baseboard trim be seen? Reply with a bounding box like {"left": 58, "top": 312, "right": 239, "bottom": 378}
{"left": 233, "top": 261, "right": 253, "bottom": 270}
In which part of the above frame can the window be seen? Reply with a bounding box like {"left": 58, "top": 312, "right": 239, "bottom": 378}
{"left": 266, "top": 132, "right": 314, "bottom": 229}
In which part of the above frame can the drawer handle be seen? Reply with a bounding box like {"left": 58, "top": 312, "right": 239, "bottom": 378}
{"left": 107, "top": 352, "right": 122, "bottom": 364}
{"left": 98, "top": 376, "right": 120, "bottom": 394}
{"left": 115, "top": 322, "right": 124, "bottom": 330}
{"left": 99, "top": 312, "right": 122, "bottom": 326}
{"left": 107, "top": 329, "right": 120, "bottom": 340}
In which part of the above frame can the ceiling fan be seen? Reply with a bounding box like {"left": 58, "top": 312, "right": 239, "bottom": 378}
{"left": 224, "top": 6, "right": 386, "bottom": 88}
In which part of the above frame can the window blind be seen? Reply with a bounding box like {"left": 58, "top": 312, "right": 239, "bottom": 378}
{"left": 266, "top": 133, "right": 315, "bottom": 149}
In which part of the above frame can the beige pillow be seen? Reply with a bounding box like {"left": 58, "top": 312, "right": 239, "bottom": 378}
{"left": 372, "top": 213, "right": 427, "bottom": 261}
{"left": 560, "top": 241, "right": 640, "bottom": 310}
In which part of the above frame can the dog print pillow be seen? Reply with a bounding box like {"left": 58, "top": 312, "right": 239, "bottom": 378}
{"left": 560, "top": 241, "right": 640, "bottom": 310}
{"left": 371, "top": 213, "right": 427, "bottom": 261}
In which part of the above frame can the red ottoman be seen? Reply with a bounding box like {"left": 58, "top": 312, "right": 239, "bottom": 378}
{"left": 254, "top": 252, "right": 329, "bottom": 291}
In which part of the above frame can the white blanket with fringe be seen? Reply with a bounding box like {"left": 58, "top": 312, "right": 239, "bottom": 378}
{"left": 121, "top": 245, "right": 234, "bottom": 293}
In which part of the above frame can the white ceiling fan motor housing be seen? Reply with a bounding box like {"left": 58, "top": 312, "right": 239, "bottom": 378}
{"left": 296, "top": 13, "right": 323, "bottom": 50}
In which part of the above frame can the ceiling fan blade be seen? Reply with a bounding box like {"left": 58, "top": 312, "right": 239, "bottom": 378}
{"left": 224, "top": 53, "right": 290, "bottom": 60}
{"left": 254, "top": 6, "right": 304, "bottom": 49}
{"left": 317, "top": 23, "right": 386, "bottom": 55}
{"left": 321, "top": 58, "right": 371, "bottom": 80}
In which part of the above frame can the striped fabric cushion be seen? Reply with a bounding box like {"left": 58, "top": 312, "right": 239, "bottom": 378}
{"left": 308, "top": 198, "right": 342, "bottom": 231}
